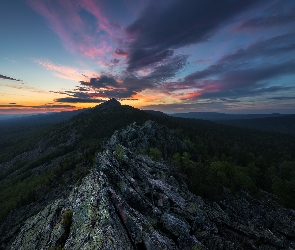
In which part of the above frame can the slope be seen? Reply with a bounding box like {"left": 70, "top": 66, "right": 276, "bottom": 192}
{"left": 1, "top": 99, "right": 295, "bottom": 249}
{"left": 216, "top": 114, "right": 295, "bottom": 134}
{"left": 10, "top": 121, "right": 295, "bottom": 250}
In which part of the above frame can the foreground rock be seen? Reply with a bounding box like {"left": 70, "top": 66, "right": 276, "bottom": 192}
{"left": 10, "top": 121, "right": 295, "bottom": 249}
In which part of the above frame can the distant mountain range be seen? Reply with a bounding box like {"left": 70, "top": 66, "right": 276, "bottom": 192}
{"left": 216, "top": 114, "right": 295, "bottom": 135}
{"left": 170, "top": 111, "right": 287, "bottom": 120}
{"left": 0, "top": 109, "right": 85, "bottom": 123}
{"left": 170, "top": 112, "right": 295, "bottom": 134}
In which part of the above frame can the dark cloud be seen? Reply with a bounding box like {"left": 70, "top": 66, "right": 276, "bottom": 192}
{"left": 64, "top": 54, "right": 187, "bottom": 100}
{"left": 186, "top": 32, "right": 295, "bottom": 82}
{"left": 185, "top": 64, "right": 224, "bottom": 82}
{"left": 69, "top": 91, "right": 93, "bottom": 99}
{"left": 200, "top": 85, "right": 290, "bottom": 99}
{"left": 80, "top": 75, "right": 119, "bottom": 88}
{"left": 127, "top": 49, "right": 174, "bottom": 71}
{"left": 121, "top": 98, "right": 138, "bottom": 101}
{"left": 177, "top": 60, "right": 295, "bottom": 100}
{"left": 75, "top": 87, "right": 88, "bottom": 92}
{"left": 110, "top": 58, "right": 120, "bottom": 65}
{"left": 142, "top": 101, "right": 231, "bottom": 113}
{"left": 238, "top": 6, "right": 295, "bottom": 29}
{"left": 114, "top": 49, "right": 128, "bottom": 56}
{"left": 268, "top": 96, "right": 295, "bottom": 100}
{"left": 219, "top": 98, "right": 241, "bottom": 103}
{"left": 55, "top": 98, "right": 104, "bottom": 103}
{"left": 126, "top": 0, "right": 261, "bottom": 71}
{"left": 218, "top": 60, "right": 295, "bottom": 90}
{"left": 101, "top": 89, "right": 137, "bottom": 99}
{"left": 142, "top": 55, "right": 188, "bottom": 84}
{"left": 73, "top": 75, "right": 137, "bottom": 100}
{"left": 9, "top": 102, "right": 17, "bottom": 104}
{"left": 0, "top": 74, "right": 22, "bottom": 82}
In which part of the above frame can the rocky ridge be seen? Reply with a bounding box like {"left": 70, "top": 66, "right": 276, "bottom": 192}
{"left": 10, "top": 121, "right": 295, "bottom": 249}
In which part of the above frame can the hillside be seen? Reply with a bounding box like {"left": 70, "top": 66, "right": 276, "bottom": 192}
{"left": 170, "top": 112, "right": 285, "bottom": 121}
{"left": 1, "top": 99, "right": 295, "bottom": 249}
{"left": 216, "top": 115, "right": 295, "bottom": 135}
{"left": 9, "top": 121, "right": 295, "bottom": 249}
{"left": 170, "top": 112, "right": 295, "bottom": 135}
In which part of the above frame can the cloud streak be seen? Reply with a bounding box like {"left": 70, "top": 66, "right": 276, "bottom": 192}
{"left": 0, "top": 74, "right": 23, "bottom": 82}
{"left": 54, "top": 97, "right": 104, "bottom": 103}
{"left": 237, "top": 4, "right": 295, "bottom": 30}
{"left": 32, "top": 58, "right": 98, "bottom": 81}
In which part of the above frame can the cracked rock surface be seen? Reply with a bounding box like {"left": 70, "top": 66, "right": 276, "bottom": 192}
{"left": 10, "top": 121, "right": 295, "bottom": 249}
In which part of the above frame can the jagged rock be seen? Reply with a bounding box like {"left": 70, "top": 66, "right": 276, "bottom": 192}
{"left": 107, "top": 120, "right": 187, "bottom": 158}
{"left": 8, "top": 121, "right": 295, "bottom": 250}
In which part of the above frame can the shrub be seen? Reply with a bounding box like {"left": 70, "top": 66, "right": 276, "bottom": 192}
{"left": 149, "top": 148, "right": 162, "bottom": 161}
{"left": 61, "top": 209, "right": 73, "bottom": 228}
{"left": 115, "top": 145, "right": 124, "bottom": 162}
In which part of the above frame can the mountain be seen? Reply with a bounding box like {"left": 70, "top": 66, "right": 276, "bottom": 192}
{"left": 7, "top": 121, "right": 295, "bottom": 249}
{"left": 216, "top": 114, "right": 295, "bottom": 134}
{"left": 170, "top": 112, "right": 295, "bottom": 134}
{"left": 1, "top": 100, "right": 295, "bottom": 249}
{"left": 143, "top": 109, "right": 169, "bottom": 117}
{"left": 0, "top": 109, "right": 85, "bottom": 125}
{"left": 170, "top": 112, "right": 285, "bottom": 121}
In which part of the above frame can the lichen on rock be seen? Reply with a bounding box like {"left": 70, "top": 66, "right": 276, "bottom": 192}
{"left": 9, "top": 121, "right": 295, "bottom": 250}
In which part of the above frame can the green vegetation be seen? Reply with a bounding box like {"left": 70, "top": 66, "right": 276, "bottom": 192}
{"left": 149, "top": 147, "right": 162, "bottom": 161}
{"left": 61, "top": 209, "right": 73, "bottom": 228}
{"left": 0, "top": 103, "right": 295, "bottom": 225}
{"left": 169, "top": 120, "right": 295, "bottom": 207}
{"left": 55, "top": 209, "right": 73, "bottom": 249}
{"left": 115, "top": 145, "right": 124, "bottom": 162}
{"left": 0, "top": 151, "right": 92, "bottom": 223}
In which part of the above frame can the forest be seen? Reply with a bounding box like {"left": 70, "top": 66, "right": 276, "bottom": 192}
{"left": 0, "top": 104, "right": 294, "bottom": 223}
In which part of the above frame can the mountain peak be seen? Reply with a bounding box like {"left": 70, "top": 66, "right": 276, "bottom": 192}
{"left": 102, "top": 98, "right": 121, "bottom": 107}
{"left": 93, "top": 98, "right": 121, "bottom": 111}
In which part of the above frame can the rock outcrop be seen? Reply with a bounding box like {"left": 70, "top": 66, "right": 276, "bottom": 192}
{"left": 10, "top": 121, "right": 295, "bottom": 249}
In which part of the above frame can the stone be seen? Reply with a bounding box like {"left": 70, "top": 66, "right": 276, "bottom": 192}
{"left": 6, "top": 121, "right": 295, "bottom": 249}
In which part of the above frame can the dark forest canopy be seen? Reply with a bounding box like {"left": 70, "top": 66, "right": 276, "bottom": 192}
{"left": 0, "top": 101, "right": 295, "bottom": 224}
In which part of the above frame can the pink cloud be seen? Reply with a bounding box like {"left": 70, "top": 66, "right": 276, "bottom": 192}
{"left": 74, "top": 0, "right": 114, "bottom": 36}
{"left": 113, "top": 49, "right": 128, "bottom": 57}
{"left": 195, "top": 58, "right": 211, "bottom": 64}
{"left": 27, "top": 0, "right": 116, "bottom": 59}
{"left": 32, "top": 58, "right": 99, "bottom": 81}
{"left": 161, "top": 79, "right": 225, "bottom": 101}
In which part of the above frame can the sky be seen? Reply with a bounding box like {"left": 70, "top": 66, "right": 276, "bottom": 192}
{"left": 0, "top": 0, "right": 295, "bottom": 114}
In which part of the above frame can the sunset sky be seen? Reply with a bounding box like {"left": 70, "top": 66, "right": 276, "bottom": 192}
{"left": 1, "top": 0, "right": 295, "bottom": 114}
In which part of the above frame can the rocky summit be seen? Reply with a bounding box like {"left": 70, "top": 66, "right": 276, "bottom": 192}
{"left": 8, "top": 121, "right": 295, "bottom": 249}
